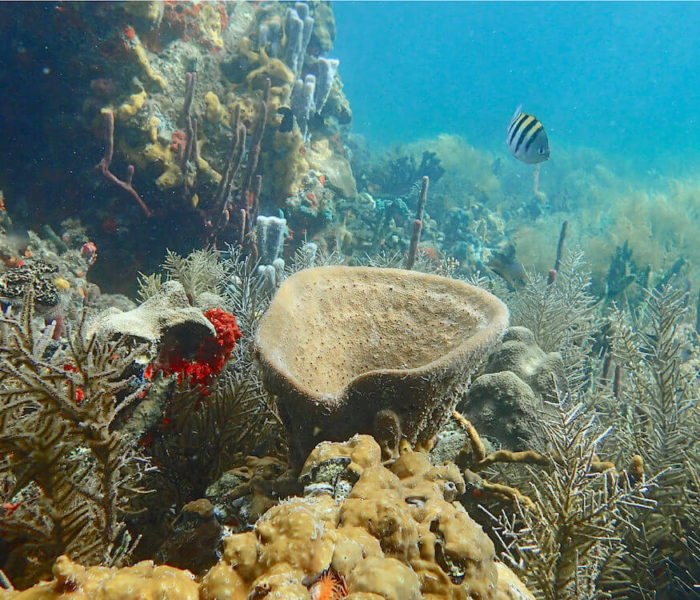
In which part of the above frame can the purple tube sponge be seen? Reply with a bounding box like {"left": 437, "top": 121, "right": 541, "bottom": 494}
{"left": 284, "top": 8, "right": 304, "bottom": 74}
{"left": 256, "top": 215, "right": 287, "bottom": 265}
{"left": 284, "top": 3, "right": 314, "bottom": 76}
{"left": 291, "top": 74, "right": 316, "bottom": 140}
{"left": 258, "top": 16, "right": 282, "bottom": 57}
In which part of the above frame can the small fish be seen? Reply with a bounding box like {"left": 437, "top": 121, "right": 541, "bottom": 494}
{"left": 506, "top": 105, "right": 550, "bottom": 164}
{"left": 277, "top": 106, "right": 294, "bottom": 133}
{"left": 488, "top": 244, "right": 527, "bottom": 289}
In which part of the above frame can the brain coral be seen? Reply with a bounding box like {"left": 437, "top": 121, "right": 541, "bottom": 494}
{"left": 255, "top": 266, "right": 509, "bottom": 463}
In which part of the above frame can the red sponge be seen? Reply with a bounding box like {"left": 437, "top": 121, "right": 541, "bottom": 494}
{"left": 146, "top": 308, "right": 242, "bottom": 388}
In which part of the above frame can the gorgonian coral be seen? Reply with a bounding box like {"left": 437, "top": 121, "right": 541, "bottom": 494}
{"left": 0, "top": 297, "right": 150, "bottom": 588}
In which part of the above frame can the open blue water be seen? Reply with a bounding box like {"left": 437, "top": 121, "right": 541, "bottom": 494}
{"left": 333, "top": 2, "right": 700, "bottom": 173}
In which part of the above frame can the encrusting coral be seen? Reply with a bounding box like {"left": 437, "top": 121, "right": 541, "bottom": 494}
{"left": 1, "top": 435, "right": 534, "bottom": 599}
{"left": 0, "top": 555, "right": 199, "bottom": 600}
{"left": 255, "top": 266, "right": 509, "bottom": 463}
{"left": 458, "top": 325, "right": 567, "bottom": 451}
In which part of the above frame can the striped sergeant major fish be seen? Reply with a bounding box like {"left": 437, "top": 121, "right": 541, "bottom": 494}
{"left": 506, "top": 105, "right": 550, "bottom": 164}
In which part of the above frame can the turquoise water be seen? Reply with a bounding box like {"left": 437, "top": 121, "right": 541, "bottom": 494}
{"left": 333, "top": 2, "right": 700, "bottom": 172}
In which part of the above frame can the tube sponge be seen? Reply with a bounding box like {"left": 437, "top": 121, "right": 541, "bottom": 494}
{"left": 314, "top": 58, "right": 339, "bottom": 112}
{"left": 256, "top": 215, "right": 287, "bottom": 265}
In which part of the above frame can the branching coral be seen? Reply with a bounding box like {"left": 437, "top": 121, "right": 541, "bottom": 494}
{"left": 369, "top": 148, "right": 445, "bottom": 198}
{"left": 486, "top": 254, "right": 699, "bottom": 599}
{"left": 0, "top": 297, "right": 150, "bottom": 588}
{"left": 222, "top": 247, "right": 276, "bottom": 347}
{"left": 143, "top": 370, "right": 284, "bottom": 503}
{"left": 602, "top": 282, "right": 700, "bottom": 597}
{"left": 492, "top": 399, "right": 655, "bottom": 600}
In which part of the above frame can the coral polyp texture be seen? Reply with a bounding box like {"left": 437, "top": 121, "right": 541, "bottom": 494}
{"left": 2, "top": 436, "right": 533, "bottom": 600}
{"left": 0, "top": 555, "right": 199, "bottom": 600}
{"left": 255, "top": 266, "right": 509, "bottom": 463}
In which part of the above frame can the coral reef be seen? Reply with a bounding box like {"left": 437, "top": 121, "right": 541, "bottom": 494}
{"left": 0, "top": 1, "right": 356, "bottom": 294}
{"left": 473, "top": 256, "right": 700, "bottom": 600}
{"left": 0, "top": 238, "right": 698, "bottom": 599}
{"left": 256, "top": 266, "right": 509, "bottom": 463}
{"left": 1, "top": 3, "right": 699, "bottom": 599}
{"left": 3, "top": 436, "right": 534, "bottom": 600}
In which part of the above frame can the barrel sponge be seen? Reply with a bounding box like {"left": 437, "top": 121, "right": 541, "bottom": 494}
{"left": 0, "top": 555, "right": 198, "bottom": 600}
{"left": 255, "top": 266, "right": 509, "bottom": 463}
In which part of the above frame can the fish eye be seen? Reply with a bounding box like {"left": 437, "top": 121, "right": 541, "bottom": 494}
{"left": 538, "top": 148, "right": 545, "bottom": 154}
